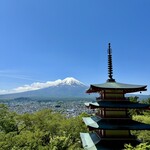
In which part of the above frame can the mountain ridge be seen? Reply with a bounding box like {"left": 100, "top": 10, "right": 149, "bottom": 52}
{"left": 0, "top": 77, "right": 91, "bottom": 99}
{"left": 0, "top": 77, "right": 149, "bottom": 100}
{"left": 0, "top": 77, "right": 86, "bottom": 94}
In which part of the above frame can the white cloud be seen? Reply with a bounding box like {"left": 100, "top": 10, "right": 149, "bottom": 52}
{"left": 12, "top": 79, "right": 62, "bottom": 92}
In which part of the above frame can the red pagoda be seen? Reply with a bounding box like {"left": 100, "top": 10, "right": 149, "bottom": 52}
{"left": 80, "top": 43, "right": 150, "bottom": 150}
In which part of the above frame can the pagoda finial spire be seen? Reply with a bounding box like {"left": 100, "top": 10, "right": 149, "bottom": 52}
{"left": 107, "top": 43, "right": 115, "bottom": 82}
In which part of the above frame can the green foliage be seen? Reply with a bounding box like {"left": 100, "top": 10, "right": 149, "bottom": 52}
{"left": 128, "top": 96, "right": 143, "bottom": 116}
{"left": 133, "top": 115, "right": 150, "bottom": 124}
{"left": 125, "top": 98, "right": 150, "bottom": 149}
{"left": 132, "top": 115, "right": 150, "bottom": 143}
{"left": 0, "top": 104, "right": 87, "bottom": 150}
{"left": 124, "top": 142, "right": 150, "bottom": 150}
{"left": 129, "top": 96, "right": 139, "bottom": 103}
{"left": 0, "top": 104, "right": 18, "bottom": 133}
{"left": 141, "top": 98, "right": 150, "bottom": 105}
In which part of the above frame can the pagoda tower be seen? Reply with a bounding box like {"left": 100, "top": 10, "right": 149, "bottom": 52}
{"left": 80, "top": 43, "right": 150, "bottom": 150}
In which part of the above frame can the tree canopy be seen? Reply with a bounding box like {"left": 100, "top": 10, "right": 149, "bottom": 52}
{"left": 0, "top": 104, "right": 88, "bottom": 150}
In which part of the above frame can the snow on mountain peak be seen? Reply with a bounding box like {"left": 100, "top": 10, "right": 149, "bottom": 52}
{"left": 61, "top": 77, "right": 84, "bottom": 85}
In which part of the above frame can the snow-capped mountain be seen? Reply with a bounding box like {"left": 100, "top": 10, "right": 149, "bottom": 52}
{"left": 0, "top": 77, "right": 85, "bottom": 95}
{"left": 60, "top": 77, "right": 84, "bottom": 86}
{"left": 46, "top": 77, "right": 85, "bottom": 87}
{"left": 0, "top": 77, "right": 90, "bottom": 99}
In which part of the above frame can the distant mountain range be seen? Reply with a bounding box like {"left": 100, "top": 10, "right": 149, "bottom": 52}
{"left": 0, "top": 77, "right": 149, "bottom": 100}
{"left": 0, "top": 77, "right": 92, "bottom": 99}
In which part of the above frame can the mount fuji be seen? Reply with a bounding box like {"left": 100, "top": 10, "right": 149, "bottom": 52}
{"left": 0, "top": 77, "right": 92, "bottom": 99}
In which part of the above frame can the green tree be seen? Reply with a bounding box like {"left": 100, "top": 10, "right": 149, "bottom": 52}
{"left": 0, "top": 104, "right": 86, "bottom": 150}
{"left": 132, "top": 115, "right": 150, "bottom": 143}
{"left": 124, "top": 142, "right": 150, "bottom": 150}
{"left": 0, "top": 104, "right": 18, "bottom": 133}
{"left": 128, "top": 96, "right": 143, "bottom": 116}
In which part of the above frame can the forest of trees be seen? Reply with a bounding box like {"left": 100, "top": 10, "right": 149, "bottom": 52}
{"left": 0, "top": 103, "right": 89, "bottom": 150}
{"left": 124, "top": 97, "right": 150, "bottom": 150}
{"left": 0, "top": 97, "right": 150, "bottom": 150}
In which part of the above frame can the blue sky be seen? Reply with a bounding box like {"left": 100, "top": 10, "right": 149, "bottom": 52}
{"left": 0, "top": 0, "right": 150, "bottom": 94}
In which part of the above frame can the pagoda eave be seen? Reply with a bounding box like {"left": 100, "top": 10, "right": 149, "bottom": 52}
{"left": 80, "top": 132, "right": 140, "bottom": 150}
{"left": 85, "top": 101, "right": 150, "bottom": 109}
{"left": 83, "top": 116, "right": 150, "bottom": 130}
{"left": 86, "top": 83, "right": 147, "bottom": 94}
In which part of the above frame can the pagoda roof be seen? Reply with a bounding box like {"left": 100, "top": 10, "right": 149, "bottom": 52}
{"left": 80, "top": 132, "right": 140, "bottom": 150}
{"left": 86, "top": 81, "right": 147, "bottom": 93}
{"left": 80, "top": 133, "right": 100, "bottom": 150}
{"left": 85, "top": 100, "right": 150, "bottom": 109}
{"left": 83, "top": 116, "right": 150, "bottom": 130}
